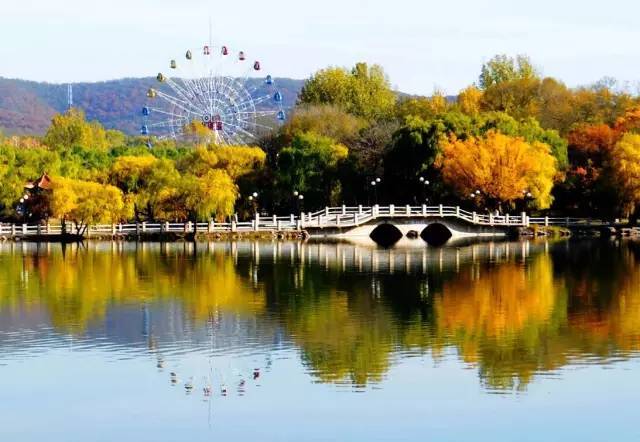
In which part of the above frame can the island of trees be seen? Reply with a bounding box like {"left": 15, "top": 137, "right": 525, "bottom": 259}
{"left": 2, "top": 54, "right": 640, "bottom": 229}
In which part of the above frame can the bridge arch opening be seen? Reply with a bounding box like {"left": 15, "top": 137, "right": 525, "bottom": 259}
{"left": 370, "top": 223, "right": 403, "bottom": 247}
{"left": 421, "top": 223, "right": 453, "bottom": 247}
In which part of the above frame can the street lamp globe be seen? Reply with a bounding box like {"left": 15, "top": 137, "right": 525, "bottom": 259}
{"left": 475, "top": 190, "right": 481, "bottom": 195}
{"left": 424, "top": 180, "right": 430, "bottom": 185}
{"left": 248, "top": 196, "right": 254, "bottom": 201}
{"left": 419, "top": 177, "right": 425, "bottom": 182}
{"left": 293, "top": 191, "right": 299, "bottom": 197}
{"left": 252, "top": 192, "right": 258, "bottom": 198}
{"left": 299, "top": 195, "right": 304, "bottom": 200}
{"left": 370, "top": 181, "right": 376, "bottom": 186}
{"left": 376, "top": 178, "right": 381, "bottom": 183}
{"left": 23, "top": 195, "right": 29, "bottom": 200}
{"left": 19, "top": 198, "right": 24, "bottom": 204}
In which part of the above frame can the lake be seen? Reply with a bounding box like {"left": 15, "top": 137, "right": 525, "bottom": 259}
{"left": 1, "top": 239, "right": 639, "bottom": 441}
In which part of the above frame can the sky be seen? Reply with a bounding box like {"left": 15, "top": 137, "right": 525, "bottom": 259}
{"left": 1, "top": 0, "right": 639, "bottom": 95}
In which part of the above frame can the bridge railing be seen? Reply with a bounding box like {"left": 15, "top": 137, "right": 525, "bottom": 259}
{"left": 0, "top": 206, "right": 613, "bottom": 238}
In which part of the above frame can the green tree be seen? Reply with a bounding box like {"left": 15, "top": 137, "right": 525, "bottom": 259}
{"left": 276, "top": 132, "right": 348, "bottom": 207}
{"left": 479, "top": 54, "right": 538, "bottom": 90}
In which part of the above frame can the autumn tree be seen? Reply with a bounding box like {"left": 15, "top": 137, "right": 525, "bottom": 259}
{"left": 50, "top": 176, "right": 131, "bottom": 235}
{"left": 298, "top": 63, "right": 396, "bottom": 119}
{"left": 280, "top": 104, "right": 365, "bottom": 145}
{"left": 396, "top": 90, "right": 450, "bottom": 121}
{"left": 440, "top": 131, "right": 557, "bottom": 210}
{"left": 44, "top": 109, "right": 109, "bottom": 150}
{"left": 456, "top": 86, "right": 483, "bottom": 115}
{"left": 610, "top": 133, "right": 640, "bottom": 218}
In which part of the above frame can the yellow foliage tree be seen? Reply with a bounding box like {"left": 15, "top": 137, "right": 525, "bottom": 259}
{"left": 212, "top": 145, "right": 266, "bottom": 179}
{"left": 440, "top": 131, "right": 557, "bottom": 209}
{"left": 179, "top": 170, "right": 238, "bottom": 221}
{"left": 44, "top": 109, "right": 108, "bottom": 150}
{"left": 457, "top": 86, "right": 483, "bottom": 115}
{"left": 610, "top": 133, "right": 640, "bottom": 216}
{"left": 50, "top": 176, "right": 132, "bottom": 234}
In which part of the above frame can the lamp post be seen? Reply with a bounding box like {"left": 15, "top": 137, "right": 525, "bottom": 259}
{"left": 293, "top": 191, "right": 304, "bottom": 213}
{"left": 419, "top": 177, "right": 430, "bottom": 203}
{"left": 248, "top": 192, "right": 259, "bottom": 215}
{"left": 369, "top": 177, "right": 381, "bottom": 205}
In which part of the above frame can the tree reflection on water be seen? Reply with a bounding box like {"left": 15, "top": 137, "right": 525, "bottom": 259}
{"left": 0, "top": 239, "right": 639, "bottom": 391}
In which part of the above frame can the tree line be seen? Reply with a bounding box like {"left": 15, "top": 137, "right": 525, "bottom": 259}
{"left": 2, "top": 54, "right": 640, "bottom": 227}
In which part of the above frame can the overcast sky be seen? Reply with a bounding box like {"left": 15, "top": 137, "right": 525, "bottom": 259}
{"left": 1, "top": 0, "right": 638, "bottom": 95}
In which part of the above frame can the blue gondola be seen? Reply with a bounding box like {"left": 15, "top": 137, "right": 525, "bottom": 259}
{"left": 141, "top": 125, "right": 149, "bottom": 136}
{"left": 142, "top": 107, "right": 150, "bottom": 116}
{"left": 277, "top": 110, "right": 286, "bottom": 121}
{"left": 274, "top": 91, "right": 283, "bottom": 103}
{"left": 265, "top": 75, "right": 273, "bottom": 85}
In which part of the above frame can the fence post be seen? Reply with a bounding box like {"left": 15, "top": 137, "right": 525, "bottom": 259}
{"left": 545, "top": 217, "right": 549, "bottom": 227}
{"left": 142, "top": 222, "right": 147, "bottom": 233}
{"left": 255, "top": 213, "right": 260, "bottom": 231}
{"left": 358, "top": 205, "right": 363, "bottom": 215}
{"left": 11, "top": 224, "right": 16, "bottom": 237}
{"left": 112, "top": 224, "right": 116, "bottom": 235}
{"left": 456, "top": 206, "right": 460, "bottom": 218}
{"left": 164, "top": 222, "right": 169, "bottom": 233}
{"left": 342, "top": 205, "right": 347, "bottom": 215}
{"left": 390, "top": 204, "right": 395, "bottom": 215}
{"left": 46, "top": 223, "right": 50, "bottom": 234}
{"left": 296, "top": 219, "right": 302, "bottom": 230}
{"left": 277, "top": 220, "right": 282, "bottom": 231}
{"left": 208, "top": 219, "right": 214, "bottom": 233}
{"left": 489, "top": 213, "right": 494, "bottom": 226}
{"left": 406, "top": 205, "right": 411, "bottom": 215}
{"left": 521, "top": 212, "right": 527, "bottom": 227}
{"left": 354, "top": 214, "right": 359, "bottom": 224}
{"left": 272, "top": 215, "right": 277, "bottom": 226}
{"left": 231, "top": 220, "right": 237, "bottom": 232}
{"left": 22, "top": 224, "right": 27, "bottom": 235}
{"left": 505, "top": 214, "right": 510, "bottom": 224}
{"left": 290, "top": 214, "right": 295, "bottom": 225}
{"left": 472, "top": 212, "right": 477, "bottom": 224}
{"left": 422, "top": 204, "right": 427, "bottom": 216}
{"left": 439, "top": 204, "right": 444, "bottom": 217}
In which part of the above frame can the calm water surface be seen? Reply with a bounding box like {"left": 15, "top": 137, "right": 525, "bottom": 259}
{"left": 0, "top": 239, "right": 639, "bottom": 441}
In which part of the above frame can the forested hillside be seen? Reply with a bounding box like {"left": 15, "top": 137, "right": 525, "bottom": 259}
{"left": 0, "top": 76, "right": 304, "bottom": 135}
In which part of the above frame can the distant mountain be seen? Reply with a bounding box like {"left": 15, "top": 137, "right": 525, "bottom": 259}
{"left": 0, "top": 77, "right": 305, "bottom": 136}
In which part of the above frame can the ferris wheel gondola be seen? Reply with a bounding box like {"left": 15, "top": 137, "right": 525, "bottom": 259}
{"left": 141, "top": 41, "right": 285, "bottom": 146}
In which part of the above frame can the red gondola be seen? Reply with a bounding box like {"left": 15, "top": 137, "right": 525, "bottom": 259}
{"left": 253, "top": 61, "right": 261, "bottom": 71}
{"left": 239, "top": 51, "right": 246, "bottom": 61}
{"left": 221, "top": 46, "right": 229, "bottom": 56}
{"left": 203, "top": 45, "right": 210, "bottom": 55}
{"left": 216, "top": 121, "right": 223, "bottom": 131}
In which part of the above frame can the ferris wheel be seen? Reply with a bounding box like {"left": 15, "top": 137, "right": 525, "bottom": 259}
{"left": 141, "top": 43, "right": 286, "bottom": 146}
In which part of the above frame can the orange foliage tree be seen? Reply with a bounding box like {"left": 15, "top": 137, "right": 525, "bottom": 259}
{"left": 439, "top": 131, "right": 557, "bottom": 209}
